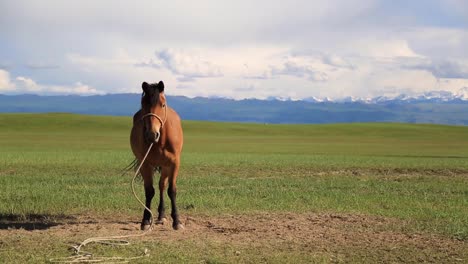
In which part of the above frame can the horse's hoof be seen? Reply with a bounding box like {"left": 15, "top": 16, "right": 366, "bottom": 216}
{"left": 141, "top": 224, "right": 151, "bottom": 231}
{"left": 141, "top": 220, "right": 152, "bottom": 231}
{"left": 173, "top": 223, "right": 185, "bottom": 230}
{"left": 156, "top": 218, "right": 167, "bottom": 225}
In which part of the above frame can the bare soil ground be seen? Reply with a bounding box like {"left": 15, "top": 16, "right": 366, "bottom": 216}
{"left": 0, "top": 213, "right": 466, "bottom": 263}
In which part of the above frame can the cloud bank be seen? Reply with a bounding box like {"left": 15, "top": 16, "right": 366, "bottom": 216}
{"left": 1, "top": 0, "right": 467, "bottom": 99}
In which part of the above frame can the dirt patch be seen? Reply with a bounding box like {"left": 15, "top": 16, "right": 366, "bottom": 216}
{"left": 182, "top": 213, "right": 467, "bottom": 263}
{"left": 1, "top": 213, "right": 466, "bottom": 263}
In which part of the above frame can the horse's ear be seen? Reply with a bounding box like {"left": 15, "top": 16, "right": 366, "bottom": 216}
{"left": 157, "top": 81, "right": 164, "bottom": 92}
{"left": 142, "top": 82, "right": 150, "bottom": 93}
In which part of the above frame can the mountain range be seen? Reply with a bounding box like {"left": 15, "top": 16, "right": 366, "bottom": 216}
{"left": 1, "top": 91, "right": 467, "bottom": 125}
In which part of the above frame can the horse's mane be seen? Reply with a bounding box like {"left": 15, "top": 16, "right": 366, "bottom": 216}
{"left": 141, "top": 89, "right": 160, "bottom": 107}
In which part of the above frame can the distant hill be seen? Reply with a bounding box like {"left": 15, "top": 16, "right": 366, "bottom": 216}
{"left": 0, "top": 94, "right": 467, "bottom": 125}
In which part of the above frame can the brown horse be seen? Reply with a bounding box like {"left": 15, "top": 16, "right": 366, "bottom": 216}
{"left": 130, "top": 81, "right": 184, "bottom": 230}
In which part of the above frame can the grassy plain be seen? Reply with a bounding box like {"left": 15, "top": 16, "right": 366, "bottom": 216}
{"left": 0, "top": 113, "right": 467, "bottom": 263}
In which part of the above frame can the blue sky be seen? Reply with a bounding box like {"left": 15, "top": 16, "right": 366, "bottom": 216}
{"left": 0, "top": 0, "right": 467, "bottom": 99}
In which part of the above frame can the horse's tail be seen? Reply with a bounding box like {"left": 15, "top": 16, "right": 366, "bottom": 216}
{"left": 121, "top": 158, "right": 140, "bottom": 177}
{"left": 121, "top": 158, "right": 160, "bottom": 177}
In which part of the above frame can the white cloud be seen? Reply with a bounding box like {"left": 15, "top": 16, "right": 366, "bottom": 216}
{"left": 137, "top": 49, "right": 223, "bottom": 80}
{"left": 402, "top": 58, "right": 468, "bottom": 79}
{"left": 0, "top": 70, "right": 15, "bottom": 91}
{"left": 437, "top": 80, "right": 468, "bottom": 99}
{"left": 402, "top": 27, "right": 468, "bottom": 59}
{"left": 270, "top": 60, "right": 329, "bottom": 82}
{"left": 0, "top": 69, "right": 103, "bottom": 95}
{"left": 53, "top": 40, "right": 468, "bottom": 100}
{"left": 16, "top": 76, "right": 40, "bottom": 91}
{"left": 321, "top": 54, "right": 355, "bottom": 69}
{"left": 65, "top": 51, "right": 179, "bottom": 94}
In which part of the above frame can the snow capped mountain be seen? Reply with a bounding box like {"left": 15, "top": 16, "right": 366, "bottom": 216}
{"left": 303, "top": 96, "right": 332, "bottom": 103}
{"left": 382, "top": 89, "right": 468, "bottom": 103}
{"left": 406, "top": 89, "right": 468, "bottom": 102}
{"left": 266, "top": 96, "right": 297, "bottom": 102}
{"left": 268, "top": 88, "right": 468, "bottom": 104}
{"left": 1, "top": 92, "right": 467, "bottom": 125}
{"left": 334, "top": 96, "right": 361, "bottom": 103}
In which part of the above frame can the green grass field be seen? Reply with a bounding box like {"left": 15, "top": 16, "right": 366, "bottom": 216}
{"left": 0, "top": 113, "right": 467, "bottom": 263}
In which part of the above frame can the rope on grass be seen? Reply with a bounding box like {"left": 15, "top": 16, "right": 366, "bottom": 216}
{"left": 50, "top": 143, "right": 155, "bottom": 263}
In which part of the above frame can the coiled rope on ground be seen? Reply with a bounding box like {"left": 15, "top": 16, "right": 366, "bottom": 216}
{"left": 50, "top": 143, "right": 155, "bottom": 263}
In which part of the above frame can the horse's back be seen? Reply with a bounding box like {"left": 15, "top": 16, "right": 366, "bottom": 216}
{"left": 167, "top": 107, "right": 184, "bottom": 153}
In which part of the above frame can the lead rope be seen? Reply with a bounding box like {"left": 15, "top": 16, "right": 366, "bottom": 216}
{"left": 50, "top": 143, "right": 155, "bottom": 263}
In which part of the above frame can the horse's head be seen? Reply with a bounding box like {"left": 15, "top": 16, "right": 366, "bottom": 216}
{"left": 141, "top": 81, "right": 167, "bottom": 143}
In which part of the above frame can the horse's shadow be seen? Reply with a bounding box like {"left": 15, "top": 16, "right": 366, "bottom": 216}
{"left": 0, "top": 213, "right": 75, "bottom": 231}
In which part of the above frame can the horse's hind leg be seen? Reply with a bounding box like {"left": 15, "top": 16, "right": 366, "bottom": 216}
{"left": 156, "top": 172, "right": 168, "bottom": 224}
{"left": 140, "top": 165, "right": 155, "bottom": 231}
{"left": 167, "top": 163, "right": 184, "bottom": 230}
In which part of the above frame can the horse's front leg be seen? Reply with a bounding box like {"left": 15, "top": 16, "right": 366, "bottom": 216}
{"left": 156, "top": 172, "right": 168, "bottom": 225}
{"left": 140, "top": 165, "right": 154, "bottom": 231}
{"left": 167, "top": 163, "right": 184, "bottom": 230}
